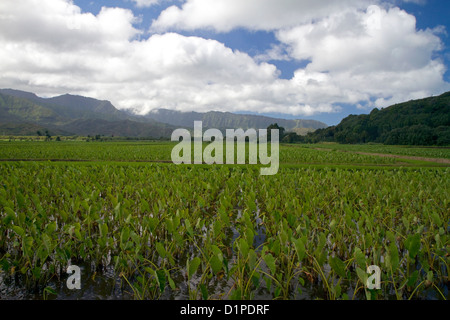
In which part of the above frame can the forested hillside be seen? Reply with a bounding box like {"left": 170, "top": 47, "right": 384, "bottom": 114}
{"left": 305, "top": 92, "right": 450, "bottom": 145}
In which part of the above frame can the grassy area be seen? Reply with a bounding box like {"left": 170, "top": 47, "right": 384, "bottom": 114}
{"left": 0, "top": 140, "right": 448, "bottom": 166}
{"left": 305, "top": 143, "right": 450, "bottom": 159}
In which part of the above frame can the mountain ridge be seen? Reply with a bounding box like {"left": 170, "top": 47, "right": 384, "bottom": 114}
{"left": 0, "top": 89, "right": 326, "bottom": 138}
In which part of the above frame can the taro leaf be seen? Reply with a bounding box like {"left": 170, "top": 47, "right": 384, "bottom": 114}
{"left": 2, "top": 207, "right": 15, "bottom": 225}
{"left": 166, "top": 219, "right": 174, "bottom": 234}
{"left": 270, "top": 239, "right": 280, "bottom": 256}
{"left": 251, "top": 273, "right": 260, "bottom": 288}
{"left": 329, "top": 256, "right": 346, "bottom": 278}
{"left": 32, "top": 266, "right": 42, "bottom": 280}
{"left": 165, "top": 270, "right": 176, "bottom": 290}
{"left": 230, "top": 288, "right": 242, "bottom": 300}
{"left": 155, "top": 269, "right": 166, "bottom": 293}
{"left": 12, "top": 226, "right": 25, "bottom": 237}
{"left": 239, "top": 238, "right": 249, "bottom": 257}
{"left": 99, "top": 223, "right": 108, "bottom": 238}
{"left": 22, "top": 236, "right": 34, "bottom": 258}
{"left": 37, "top": 245, "right": 49, "bottom": 263}
{"left": 188, "top": 257, "right": 201, "bottom": 279}
{"left": 389, "top": 242, "right": 399, "bottom": 271}
{"left": 294, "top": 238, "right": 306, "bottom": 262}
{"left": 245, "top": 228, "right": 254, "bottom": 248}
{"left": 427, "top": 271, "right": 433, "bottom": 282}
{"left": 248, "top": 249, "right": 257, "bottom": 270}
{"left": 354, "top": 247, "right": 366, "bottom": 269}
{"left": 42, "top": 233, "right": 53, "bottom": 253}
{"left": 45, "top": 222, "right": 56, "bottom": 235}
{"left": 210, "top": 245, "right": 223, "bottom": 262}
{"left": 120, "top": 226, "right": 130, "bottom": 246}
{"left": 407, "top": 270, "right": 419, "bottom": 287}
{"left": 386, "top": 231, "right": 396, "bottom": 243}
{"left": 407, "top": 233, "right": 421, "bottom": 259}
{"left": 74, "top": 223, "right": 82, "bottom": 241}
{"left": 210, "top": 255, "right": 222, "bottom": 274}
{"left": 356, "top": 267, "right": 368, "bottom": 285}
{"left": 200, "top": 284, "right": 208, "bottom": 300}
{"left": 156, "top": 242, "right": 167, "bottom": 259}
{"left": 185, "top": 219, "right": 193, "bottom": 237}
{"left": 431, "top": 213, "right": 442, "bottom": 227}
{"left": 263, "top": 253, "right": 276, "bottom": 274}
{"left": 329, "top": 219, "right": 337, "bottom": 232}
{"left": 16, "top": 192, "right": 26, "bottom": 210}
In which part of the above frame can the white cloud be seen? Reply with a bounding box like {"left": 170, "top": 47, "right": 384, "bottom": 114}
{"left": 1, "top": 0, "right": 311, "bottom": 115}
{"left": 276, "top": 5, "right": 449, "bottom": 109}
{"left": 151, "top": 0, "right": 373, "bottom": 32}
{"left": 0, "top": 0, "right": 448, "bottom": 118}
{"left": 130, "top": 0, "right": 163, "bottom": 8}
{"left": 401, "top": 0, "right": 426, "bottom": 4}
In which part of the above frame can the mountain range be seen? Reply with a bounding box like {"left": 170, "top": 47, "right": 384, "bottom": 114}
{"left": 0, "top": 88, "right": 327, "bottom": 138}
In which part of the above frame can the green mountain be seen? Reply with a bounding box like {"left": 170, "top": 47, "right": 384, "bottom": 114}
{"left": 0, "top": 89, "right": 138, "bottom": 123}
{"left": 306, "top": 91, "right": 450, "bottom": 146}
{"left": 0, "top": 88, "right": 327, "bottom": 138}
{"left": 145, "top": 109, "right": 327, "bottom": 133}
{"left": 0, "top": 89, "right": 175, "bottom": 138}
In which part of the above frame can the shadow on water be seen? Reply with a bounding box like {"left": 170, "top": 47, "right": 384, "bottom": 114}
{"left": 0, "top": 262, "right": 133, "bottom": 300}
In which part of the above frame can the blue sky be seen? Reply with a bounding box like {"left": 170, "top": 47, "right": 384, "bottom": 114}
{"left": 1, "top": 0, "right": 449, "bottom": 125}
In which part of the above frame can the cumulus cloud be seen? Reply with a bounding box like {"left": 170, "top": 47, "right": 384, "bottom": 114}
{"left": 276, "top": 5, "right": 449, "bottom": 109}
{"left": 0, "top": 0, "right": 448, "bottom": 118}
{"left": 151, "top": 0, "right": 372, "bottom": 32}
{"left": 1, "top": 0, "right": 308, "bottom": 115}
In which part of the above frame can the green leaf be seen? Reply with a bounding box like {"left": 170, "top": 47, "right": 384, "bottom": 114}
{"left": 156, "top": 269, "right": 166, "bottom": 293}
{"left": 407, "top": 270, "right": 419, "bottom": 287}
{"left": 356, "top": 267, "right": 368, "bottom": 285}
{"left": 239, "top": 238, "right": 249, "bottom": 257}
{"left": 200, "top": 284, "right": 208, "bottom": 300}
{"left": 354, "top": 247, "right": 366, "bottom": 269}
{"left": 329, "top": 256, "right": 346, "bottom": 278}
{"left": 156, "top": 242, "right": 167, "bottom": 259}
{"left": 16, "top": 192, "right": 26, "bottom": 209}
{"left": 389, "top": 242, "right": 399, "bottom": 271}
{"left": 45, "top": 221, "right": 56, "bottom": 235}
{"left": 407, "top": 233, "right": 421, "bottom": 259}
{"left": 165, "top": 270, "right": 176, "bottom": 290}
{"left": 210, "top": 245, "right": 223, "bottom": 262}
{"left": 188, "top": 257, "right": 201, "bottom": 279}
{"left": 12, "top": 225, "right": 25, "bottom": 237}
{"left": 248, "top": 249, "right": 257, "bottom": 270}
{"left": 210, "top": 255, "right": 222, "bottom": 274}
{"left": 2, "top": 207, "right": 15, "bottom": 225}
{"left": 99, "top": 223, "right": 108, "bottom": 238}
{"left": 431, "top": 213, "right": 442, "bottom": 227}
{"left": 185, "top": 219, "right": 193, "bottom": 236}
{"left": 120, "top": 226, "right": 130, "bottom": 245}
{"left": 386, "top": 231, "right": 396, "bottom": 243}
{"left": 42, "top": 233, "right": 53, "bottom": 252}
{"left": 263, "top": 253, "right": 276, "bottom": 274}
{"left": 294, "top": 238, "right": 306, "bottom": 262}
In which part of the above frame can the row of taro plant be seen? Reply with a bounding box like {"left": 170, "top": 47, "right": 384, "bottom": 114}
{"left": 0, "top": 162, "right": 448, "bottom": 299}
{"left": 246, "top": 167, "right": 449, "bottom": 299}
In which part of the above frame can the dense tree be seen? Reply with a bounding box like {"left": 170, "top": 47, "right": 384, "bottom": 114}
{"left": 305, "top": 91, "right": 450, "bottom": 146}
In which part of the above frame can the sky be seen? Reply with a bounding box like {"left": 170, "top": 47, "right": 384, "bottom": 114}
{"left": 0, "top": 0, "right": 449, "bottom": 125}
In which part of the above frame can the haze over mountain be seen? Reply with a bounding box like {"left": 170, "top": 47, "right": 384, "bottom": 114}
{"left": 0, "top": 89, "right": 326, "bottom": 138}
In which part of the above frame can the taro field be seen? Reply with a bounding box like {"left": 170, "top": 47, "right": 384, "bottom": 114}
{"left": 0, "top": 141, "right": 448, "bottom": 300}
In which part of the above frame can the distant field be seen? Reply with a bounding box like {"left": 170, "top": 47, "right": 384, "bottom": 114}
{"left": 306, "top": 143, "right": 450, "bottom": 160}
{"left": 0, "top": 141, "right": 448, "bottom": 165}
{"left": 0, "top": 141, "right": 448, "bottom": 300}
